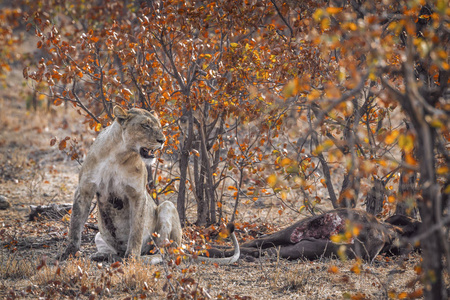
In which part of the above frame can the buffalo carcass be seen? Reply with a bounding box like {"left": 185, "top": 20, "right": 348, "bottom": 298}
{"left": 209, "top": 208, "right": 420, "bottom": 262}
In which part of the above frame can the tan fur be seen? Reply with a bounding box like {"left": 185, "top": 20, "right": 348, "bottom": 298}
{"left": 61, "top": 106, "right": 182, "bottom": 262}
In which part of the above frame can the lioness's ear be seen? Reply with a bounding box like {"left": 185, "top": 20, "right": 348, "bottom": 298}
{"left": 113, "top": 106, "right": 128, "bottom": 124}
{"left": 149, "top": 110, "right": 158, "bottom": 118}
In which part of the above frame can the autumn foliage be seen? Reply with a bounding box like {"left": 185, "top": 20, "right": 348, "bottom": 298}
{"left": 1, "top": 0, "right": 448, "bottom": 298}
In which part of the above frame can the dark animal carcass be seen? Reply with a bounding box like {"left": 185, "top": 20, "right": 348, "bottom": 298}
{"left": 210, "top": 208, "right": 420, "bottom": 262}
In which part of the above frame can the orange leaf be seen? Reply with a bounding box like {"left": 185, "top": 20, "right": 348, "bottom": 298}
{"left": 58, "top": 140, "right": 66, "bottom": 150}
{"left": 326, "top": 7, "right": 343, "bottom": 14}
{"left": 328, "top": 265, "right": 339, "bottom": 273}
{"left": 405, "top": 153, "right": 417, "bottom": 166}
{"left": 280, "top": 158, "right": 292, "bottom": 167}
{"left": 408, "top": 288, "right": 423, "bottom": 298}
{"left": 267, "top": 174, "right": 277, "bottom": 188}
{"left": 350, "top": 262, "right": 361, "bottom": 274}
{"left": 53, "top": 98, "right": 63, "bottom": 106}
{"left": 437, "top": 166, "right": 449, "bottom": 175}
{"left": 414, "top": 265, "right": 422, "bottom": 275}
{"left": 398, "top": 134, "right": 414, "bottom": 153}
{"left": 385, "top": 130, "right": 399, "bottom": 144}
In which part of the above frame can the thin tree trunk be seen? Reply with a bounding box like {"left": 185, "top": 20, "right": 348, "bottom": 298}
{"left": 317, "top": 152, "right": 338, "bottom": 208}
{"left": 177, "top": 149, "right": 189, "bottom": 226}
{"left": 416, "top": 125, "right": 444, "bottom": 300}
{"left": 365, "top": 177, "right": 385, "bottom": 216}
{"left": 199, "top": 118, "right": 216, "bottom": 224}
{"left": 339, "top": 173, "right": 357, "bottom": 208}
{"left": 195, "top": 150, "right": 208, "bottom": 226}
{"left": 177, "top": 107, "right": 194, "bottom": 226}
{"left": 391, "top": 37, "right": 447, "bottom": 298}
{"left": 231, "top": 168, "right": 244, "bottom": 223}
{"left": 395, "top": 169, "right": 417, "bottom": 217}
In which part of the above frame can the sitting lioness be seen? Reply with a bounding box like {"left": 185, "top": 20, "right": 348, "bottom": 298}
{"left": 60, "top": 106, "right": 182, "bottom": 263}
{"left": 61, "top": 106, "right": 239, "bottom": 264}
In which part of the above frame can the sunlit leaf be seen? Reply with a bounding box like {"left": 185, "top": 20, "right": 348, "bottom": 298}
{"left": 405, "top": 153, "right": 417, "bottom": 166}
{"left": 328, "top": 265, "right": 339, "bottom": 273}
{"left": 398, "top": 134, "right": 414, "bottom": 153}
{"left": 283, "top": 79, "right": 298, "bottom": 98}
{"left": 314, "top": 139, "right": 334, "bottom": 154}
{"left": 58, "top": 140, "right": 66, "bottom": 150}
{"left": 330, "top": 234, "right": 343, "bottom": 243}
{"left": 326, "top": 7, "right": 343, "bottom": 14}
{"left": 313, "top": 8, "right": 324, "bottom": 21}
{"left": 347, "top": 22, "right": 357, "bottom": 31}
{"left": 437, "top": 166, "right": 449, "bottom": 175}
{"left": 280, "top": 157, "right": 292, "bottom": 167}
{"left": 267, "top": 174, "right": 277, "bottom": 188}
{"left": 307, "top": 89, "right": 321, "bottom": 100}
{"left": 321, "top": 18, "right": 330, "bottom": 30}
{"left": 350, "top": 261, "right": 361, "bottom": 274}
{"left": 352, "top": 226, "right": 360, "bottom": 237}
{"left": 385, "top": 130, "right": 399, "bottom": 144}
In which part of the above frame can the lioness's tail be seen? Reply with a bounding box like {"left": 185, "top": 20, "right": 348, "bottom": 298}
{"left": 142, "top": 223, "right": 240, "bottom": 265}
{"left": 196, "top": 223, "right": 240, "bottom": 264}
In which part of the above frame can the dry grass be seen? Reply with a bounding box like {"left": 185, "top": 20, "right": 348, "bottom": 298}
{"left": 0, "top": 247, "right": 431, "bottom": 299}
{"left": 29, "top": 257, "right": 166, "bottom": 299}
{"left": 0, "top": 253, "right": 37, "bottom": 280}
{"left": 17, "top": 254, "right": 220, "bottom": 299}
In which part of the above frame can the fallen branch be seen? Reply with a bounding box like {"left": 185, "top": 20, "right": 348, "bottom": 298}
{"left": 29, "top": 203, "right": 72, "bottom": 221}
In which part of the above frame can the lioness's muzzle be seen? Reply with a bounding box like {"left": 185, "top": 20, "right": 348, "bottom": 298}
{"left": 140, "top": 147, "right": 155, "bottom": 159}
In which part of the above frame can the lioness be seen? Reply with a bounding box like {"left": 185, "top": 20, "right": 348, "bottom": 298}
{"left": 61, "top": 106, "right": 239, "bottom": 264}
{"left": 61, "top": 106, "right": 182, "bottom": 262}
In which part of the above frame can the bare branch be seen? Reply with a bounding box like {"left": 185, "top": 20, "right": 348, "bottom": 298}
{"left": 270, "top": 0, "right": 293, "bottom": 37}
{"left": 72, "top": 78, "right": 101, "bottom": 124}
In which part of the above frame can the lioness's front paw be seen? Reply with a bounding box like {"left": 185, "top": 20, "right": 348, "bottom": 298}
{"left": 59, "top": 244, "right": 79, "bottom": 260}
{"left": 90, "top": 252, "right": 123, "bottom": 263}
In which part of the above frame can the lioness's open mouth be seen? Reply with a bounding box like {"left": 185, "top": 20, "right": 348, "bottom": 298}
{"left": 140, "top": 147, "right": 155, "bottom": 159}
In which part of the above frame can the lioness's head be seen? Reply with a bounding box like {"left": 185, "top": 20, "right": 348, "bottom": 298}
{"left": 113, "top": 106, "right": 166, "bottom": 164}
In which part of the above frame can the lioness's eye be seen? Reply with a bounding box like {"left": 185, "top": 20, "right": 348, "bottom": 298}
{"left": 141, "top": 124, "right": 151, "bottom": 129}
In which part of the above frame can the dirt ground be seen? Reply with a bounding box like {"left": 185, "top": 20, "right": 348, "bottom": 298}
{"left": 0, "top": 83, "right": 439, "bottom": 299}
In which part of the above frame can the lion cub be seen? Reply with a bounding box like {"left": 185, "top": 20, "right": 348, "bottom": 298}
{"left": 61, "top": 106, "right": 182, "bottom": 262}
